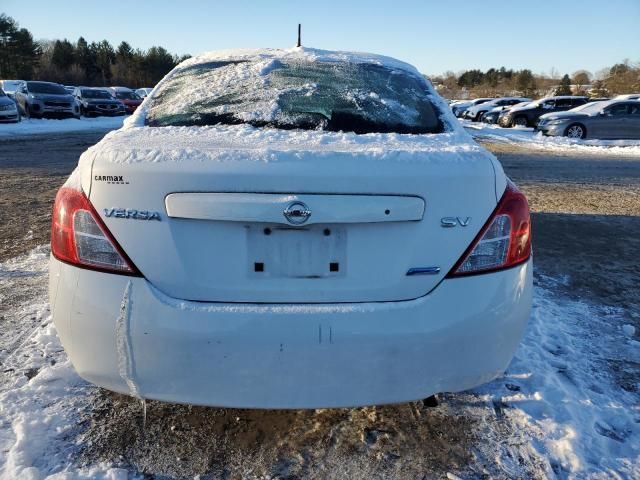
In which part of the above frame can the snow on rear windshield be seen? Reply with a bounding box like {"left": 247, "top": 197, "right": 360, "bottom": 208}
{"left": 146, "top": 59, "right": 442, "bottom": 134}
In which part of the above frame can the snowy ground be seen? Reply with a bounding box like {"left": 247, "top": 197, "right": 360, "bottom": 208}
{"left": 461, "top": 119, "right": 640, "bottom": 157}
{"left": 0, "top": 247, "right": 638, "bottom": 479}
{"left": 0, "top": 116, "right": 124, "bottom": 138}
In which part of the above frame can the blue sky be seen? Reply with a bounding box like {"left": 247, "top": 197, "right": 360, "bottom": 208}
{"left": 3, "top": 0, "right": 639, "bottom": 76}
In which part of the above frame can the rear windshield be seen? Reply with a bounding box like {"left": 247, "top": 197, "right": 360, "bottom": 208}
{"left": 27, "top": 82, "right": 68, "bottom": 95}
{"left": 116, "top": 91, "right": 140, "bottom": 100}
{"left": 82, "top": 89, "right": 113, "bottom": 99}
{"left": 146, "top": 59, "right": 442, "bottom": 134}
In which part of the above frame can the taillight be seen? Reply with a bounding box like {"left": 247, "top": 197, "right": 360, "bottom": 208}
{"left": 448, "top": 182, "right": 531, "bottom": 277}
{"left": 51, "top": 187, "right": 140, "bottom": 275}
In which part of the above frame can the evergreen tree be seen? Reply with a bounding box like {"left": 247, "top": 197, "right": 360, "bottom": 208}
{"left": 556, "top": 74, "right": 572, "bottom": 95}
{"left": 0, "top": 14, "right": 40, "bottom": 79}
{"left": 516, "top": 69, "right": 537, "bottom": 96}
{"left": 75, "top": 37, "right": 97, "bottom": 84}
{"left": 93, "top": 40, "right": 115, "bottom": 85}
{"left": 144, "top": 46, "right": 178, "bottom": 84}
{"left": 51, "top": 39, "right": 75, "bottom": 70}
{"left": 457, "top": 69, "right": 485, "bottom": 88}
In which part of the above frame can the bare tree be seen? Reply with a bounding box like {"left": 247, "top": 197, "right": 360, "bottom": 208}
{"left": 572, "top": 70, "right": 592, "bottom": 95}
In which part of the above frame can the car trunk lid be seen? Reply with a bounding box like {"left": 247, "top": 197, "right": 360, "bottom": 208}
{"left": 85, "top": 125, "right": 500, "bottom": 303}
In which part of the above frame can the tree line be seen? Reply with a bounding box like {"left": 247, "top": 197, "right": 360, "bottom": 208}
{"left": 432, "top": 62, "right": 639, "bottom": 99}
{"left": 0, "top": 13, "right": 189, "bottom": 88}
{"left": 3, "top": 12, "right": 638, "bottom": 96}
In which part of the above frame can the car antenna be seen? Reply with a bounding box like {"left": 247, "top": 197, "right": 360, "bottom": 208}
{"left": 296, "top": 23, "right": 302, "bottom": 48}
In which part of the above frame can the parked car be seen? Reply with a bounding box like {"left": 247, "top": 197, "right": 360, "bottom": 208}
{"left": 14, "top": 81, "right": 80, "bottom": 119}
{"left": 135, "top": 87, "right": 153, "bottom": 98}
{"left": 451, "top": 98, "right": 492, "bottom": 117}
{"left": 49, "top": 48, "right": 532, "bottom": 409}
{"left": 64, "top": 86, "right": 76, "bottom": 94}
{"left": 498, "top": 96, "right": 588, "bottom": 128}
{"left": 108, "top": 87, "right": 142, "bottom": 113}
{"left": 0, "top": 88, "right": 20, "bottom": 122}
{"left": 0, "top": 79, "right": 25, "bottom": 99}
{"left": 463, "top": 97, "right": 531, "bottom": 122}
{"left": 537, "top": 99, "right": 640, "bottom": 139}
{"left": 74, "top": 87, "right": 126, "bottom": 117}
{"left": 482, "top": 102, "right": 530, "bottom": 124}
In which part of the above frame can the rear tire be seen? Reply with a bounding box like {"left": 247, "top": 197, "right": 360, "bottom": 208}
{"left": 513, "top": 116, "right": 528, "bottom": 128}
{"left": 476, "top": 111, "right": 486, "bottom": 122}
{"left": 565, "top": 123, "right": 586, "bottom": 139}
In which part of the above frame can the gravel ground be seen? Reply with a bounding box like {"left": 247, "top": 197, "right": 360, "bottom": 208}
{"left": 0, "top": 133, "right": 638, "bottom": 478}
{"left": 0, "top": 133, "right": 105, "bottom": 262}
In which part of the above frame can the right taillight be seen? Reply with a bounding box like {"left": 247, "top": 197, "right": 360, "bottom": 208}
{"left": 448, "top": 182, "right": 531, "bottom": 277}
{"left": 51, "top": 187, "right": 140, "bottom": 275}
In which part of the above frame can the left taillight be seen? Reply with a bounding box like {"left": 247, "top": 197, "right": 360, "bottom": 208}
{"left": 51, "top": 187, "right": 141, "bottom": 275}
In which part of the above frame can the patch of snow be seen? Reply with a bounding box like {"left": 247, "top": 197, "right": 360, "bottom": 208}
{"left": 0, "top": 116, "right": 125, "bottom": 139}
{"left": 0, "top": 249, "right": 143, "bottom": 480}
{"left": 115, "top": 281, "right": 141, "bottom": 398}
{"left": 481, "top": 283, "right": 640, "bottom": 478}
{"left": 622, "top": 324, "right": 636, "bottom": 337}
{"left": 461, "top": 119, "right": 640, "bottom": 156}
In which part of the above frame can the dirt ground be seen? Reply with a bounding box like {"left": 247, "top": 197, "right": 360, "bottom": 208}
{"left": 1, "top": 133, "right": 639, "bottom": 478}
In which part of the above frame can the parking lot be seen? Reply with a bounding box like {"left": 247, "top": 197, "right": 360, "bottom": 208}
{"left": 1, "top": 129, "right": 638, "bottom": 478}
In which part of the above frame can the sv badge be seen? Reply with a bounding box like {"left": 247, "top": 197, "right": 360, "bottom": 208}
{"left": 441, "top": 217, "right": 471, "bottom": 228}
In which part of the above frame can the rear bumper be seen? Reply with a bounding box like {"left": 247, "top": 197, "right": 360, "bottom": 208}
{"left": 49, "top": 256, "right": 533, "bottom": 408}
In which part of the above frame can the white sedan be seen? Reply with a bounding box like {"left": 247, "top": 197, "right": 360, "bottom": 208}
{"left": 49, "top": 47, "right": 532, "bottom": 409}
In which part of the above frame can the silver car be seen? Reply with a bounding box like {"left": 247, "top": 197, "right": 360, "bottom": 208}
{"left": 0, "top": 88, "right": 20, "bottom": 122}
{"left": 537, "top": 100, "right": 640, "bottom": 139}
{"left": 135, "top": 87, "right": 153, "bottom": 98}
{"left": 14, "top": 81, "right": 80, "bottom": 119}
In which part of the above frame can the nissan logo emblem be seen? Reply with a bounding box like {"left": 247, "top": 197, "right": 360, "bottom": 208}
{"left": 283, "top": 201, "right": 311, "bottom": 225}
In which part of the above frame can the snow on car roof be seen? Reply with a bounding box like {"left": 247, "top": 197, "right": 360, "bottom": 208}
{"left": 177, "top": 47, "right": 424, "bottom": 78}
